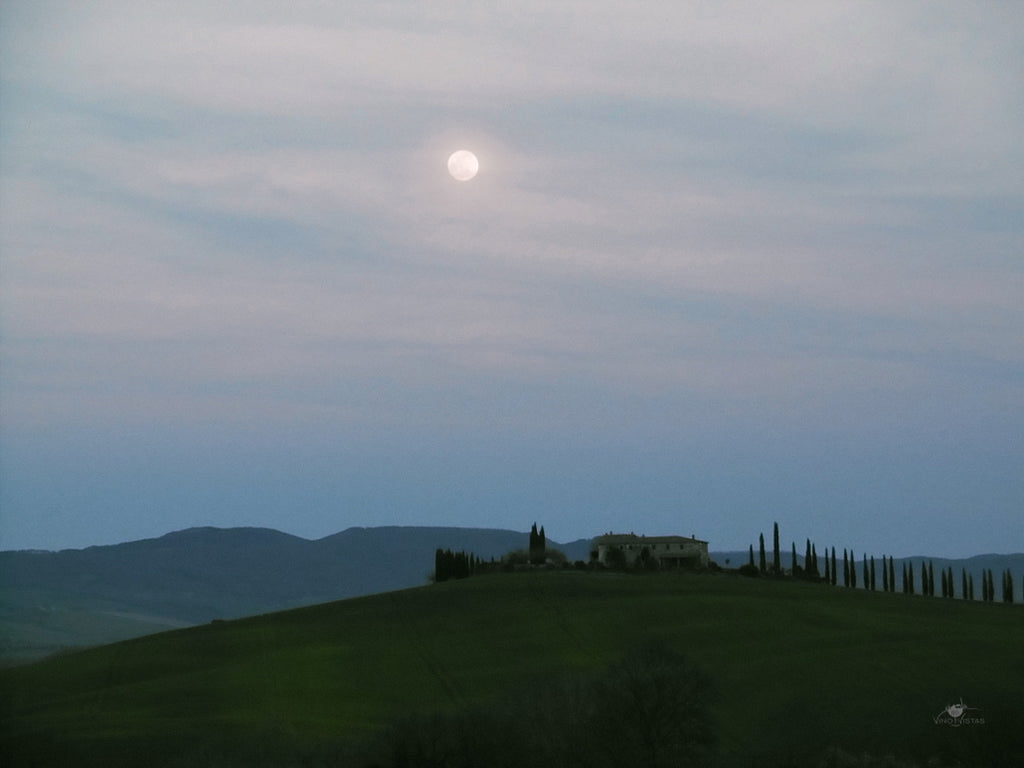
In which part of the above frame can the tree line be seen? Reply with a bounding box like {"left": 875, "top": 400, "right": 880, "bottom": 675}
{"left": 434, "top": 549, "right": 480, "bottom": 582}
{"left": 434, "top": 523, "right": 558, "bottom": 583}
{"left": 744, "top": 521, "right": 1016, "bottom": 604}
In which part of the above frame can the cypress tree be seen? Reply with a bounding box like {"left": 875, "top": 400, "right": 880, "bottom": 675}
{"left": 456, "top": 549, "right": 465, "bottom": 578}
{"left": 869, "top": 556, "right": 876, "bottom": 592}
{"left": 862, "top": 553, "right": 868, "bottom": 589}
{"left": 909, "top": 563, "right": 915, "bottom": 595}
{"left": 434, "top": 548, "right": 446, "bottom": 582}
{"left": 759, "top": 533, "right": 766, "bottom": 574}
{"left": 773, "top": 522, "right": 780, "bottom": 575}
{"left": 748, "top": 544, "right": 755, "bottom": 567}
{"left": 927, "top": 561, "right": 935, "bottom": 597}
{"left": 941, "top": 569, "right": 948, "bottom": 598}
{"left": 805, "top": 539, "right": 812, "bottom": 575}
{"left": 842, "top": 549, "right": 849, "bottom": 587}
{"left": 968, "top": 572, "right": 974, "bottom": 601}
{"left": 850, "top": 550, "right": 857, "bottom": 588}
{"left": 882, "top": 556, "right": 889, "bottom": 592}
{"left": 888, "top": 557, "right": 895, "bottom": 594}
{"left": 824, "top": 550, "right": 830, "bottom": 584}
{"left": 961, "top": 568, "right": 968, "bottom": 601}
{"left": 811, "top": 543, "right": 818, "bottom": 576}
{"left": 791, "top": 542, "right": 797, "bottom": 575}
{"left": 440, "top": 549, "right": 458, "bottom": 582}
{"left": 831, "top": 547, "right": 837, "bottom": 586}
{"left": 920, "top": 562, "right": 927, "bottom": 597}
{"left": 901, "top": 563, "right": 907, "bottom": 594}
{"left": 530, "top": 523, "right": 546, "bottom": 565}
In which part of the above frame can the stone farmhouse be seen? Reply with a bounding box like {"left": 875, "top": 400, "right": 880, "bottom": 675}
{"left": 590, "top": 533, "right": 709, "bottom": 569}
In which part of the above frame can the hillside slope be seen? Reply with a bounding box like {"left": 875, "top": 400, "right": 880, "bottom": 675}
{"left": 2, "top": 571, "right": 1021, "bottom": 767}
{"left": 0, "top": 526, "right": 592, "bottom": 663}
{"left": 3, "top": 528, "right": 1019, "bottom": 666}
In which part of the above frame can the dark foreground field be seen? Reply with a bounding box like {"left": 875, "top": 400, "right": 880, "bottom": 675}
{"left": 2, "top": 571, "right": 1021, "bottom": 767}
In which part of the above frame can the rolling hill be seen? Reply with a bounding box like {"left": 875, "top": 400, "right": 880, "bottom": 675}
{"left": 1, "top": 570, "right": 1021, "bottom": 767}
{"left": 2, "top": 527, "right": 1021, "bottom": 667}
{"left": 0, "top": 526, "right": 592, "bottom": 663}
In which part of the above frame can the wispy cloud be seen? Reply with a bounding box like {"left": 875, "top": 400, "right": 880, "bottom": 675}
{"left": 1, "top": 1, "right": 1021, "bottom": 553}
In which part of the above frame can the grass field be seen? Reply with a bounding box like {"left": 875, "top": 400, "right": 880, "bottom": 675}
{"left": 2, "top": 570, "right": 1022, "bottom": 767}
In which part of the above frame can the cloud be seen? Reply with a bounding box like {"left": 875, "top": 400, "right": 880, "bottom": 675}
{"left": 1, "top": 2, "right": 1021, "bottom": 552}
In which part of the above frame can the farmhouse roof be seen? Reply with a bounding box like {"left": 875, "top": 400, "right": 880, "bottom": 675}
{"left": 593, "top": 532, "right": 708, "bottom": 545}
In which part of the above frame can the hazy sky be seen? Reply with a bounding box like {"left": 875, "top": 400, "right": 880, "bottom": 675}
{"left": 1, "top": 2, "right": 1021, "bottom": 557}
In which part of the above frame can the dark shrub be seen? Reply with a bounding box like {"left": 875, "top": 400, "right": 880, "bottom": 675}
{"left": 363, "top": 646, "right": 716, "bottom": 768}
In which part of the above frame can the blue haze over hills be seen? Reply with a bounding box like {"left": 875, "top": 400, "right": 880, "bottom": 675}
{"left": 1, "top": 526, "right": 1020, "bottom": 665}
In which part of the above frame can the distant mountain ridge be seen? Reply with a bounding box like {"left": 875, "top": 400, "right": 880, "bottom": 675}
{"left": 1, "top": 526, "right": 1020, "bottom": 665}
{"left": 0, "top": 526, "right": 591, "bottom": 663}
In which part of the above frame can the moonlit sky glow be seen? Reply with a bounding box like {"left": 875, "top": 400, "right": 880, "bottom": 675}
{"left": 1, "top": 2, "right": 1021, "bottom": 556}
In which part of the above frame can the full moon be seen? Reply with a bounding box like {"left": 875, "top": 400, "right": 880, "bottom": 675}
{"left": 447, "top": 150, "right": 479, "bottom": 181}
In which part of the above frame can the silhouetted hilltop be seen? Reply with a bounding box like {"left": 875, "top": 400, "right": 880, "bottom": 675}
{"left": 0, "top": 526, "right": 591, "bottom": 662}
{"left": 1, "top": 527, "right": 1018, "bottom": 665}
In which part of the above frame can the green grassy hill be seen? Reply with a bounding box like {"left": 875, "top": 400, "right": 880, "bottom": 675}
{"left": 2, "top": 571, "right": 1021, "bottom": 767}
{"left": 0, "top": 526, "right": 594, "bottom": 663}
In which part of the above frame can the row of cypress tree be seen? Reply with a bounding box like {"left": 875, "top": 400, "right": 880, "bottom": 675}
{"left": 748, "top": 522, "right": 1016, "bottom": 603}
{"left": 435, "top": 523, "right": 550, "bottom": 583}
{"left": 434, "top": 549, "right": 478, "bottom": 582}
